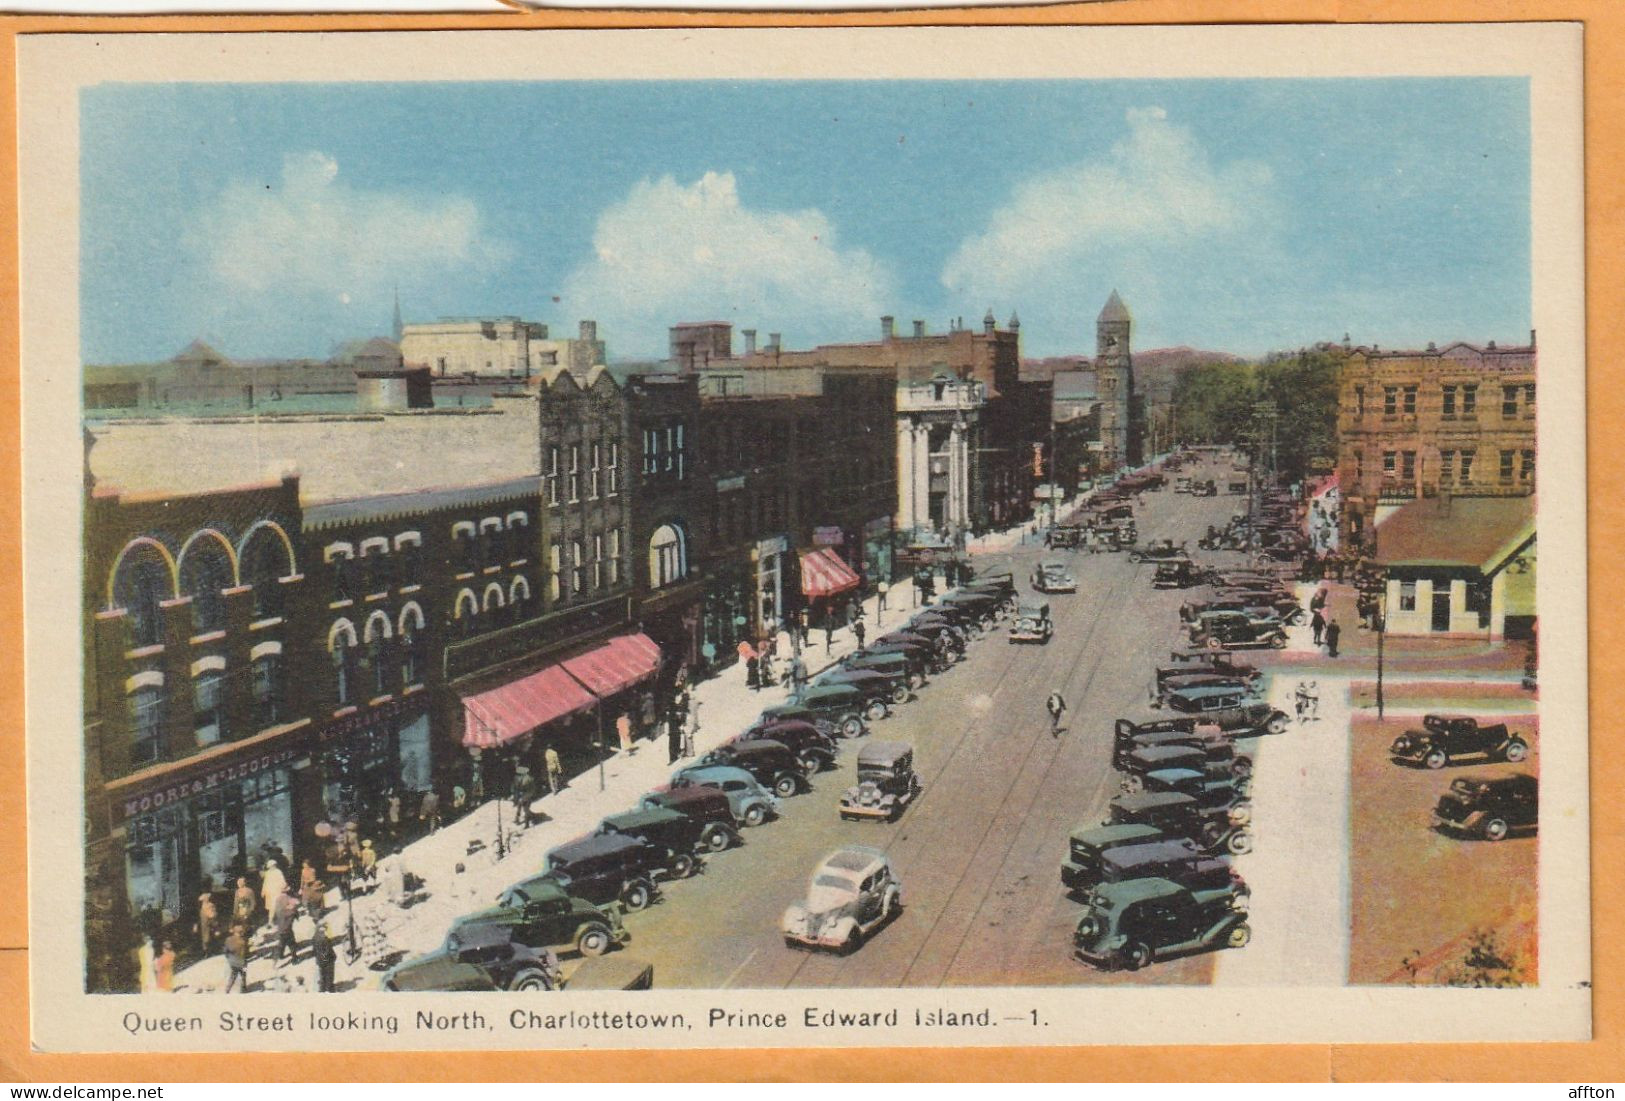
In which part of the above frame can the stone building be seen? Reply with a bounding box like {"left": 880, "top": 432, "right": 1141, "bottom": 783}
{"left": 1094, "top": 290, "right": 1138, "bottom": 472}
{"left": 1335, "top": 336, "right": 1537, "bottom": 551}
{"left": 400, "top": 317, "right": 606, "bottom": 380}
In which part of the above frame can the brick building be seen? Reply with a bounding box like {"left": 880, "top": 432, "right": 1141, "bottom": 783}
{"left": 1336, "top": 336, "right": 1537, "bottom": 551}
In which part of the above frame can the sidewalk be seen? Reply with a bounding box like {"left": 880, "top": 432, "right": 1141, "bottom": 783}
{"left": 169, "top": 561, "right": 945, "bottom": 994}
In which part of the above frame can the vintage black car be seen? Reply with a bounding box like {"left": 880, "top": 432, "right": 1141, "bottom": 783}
{"left": 816, "top": 664, "right": 910, "bottom": 708}
{"left": 963, "top": 569, "right": 1017, "bottom": 607}
{"left": 738, "top": 718, "right": 839, "bottom": 773}
{"left": 692, "top": 739, "right": 808, "bottom": 798}
{"left": 1098, "top": 840, "right": 1248, "bottom": 903}
{"left": 936, "top": 589, "right": 1005, "bottom": 628}
{"left": 1129, "top": 539, "right": 1187, "bottom": 564}
{"left": 450, "top": 877, "right": 629, "bottom": 958}
{"left": 1432, "top": 773, "right": 1538, "bottom": 840}
{"left": 1390, "top": 715, "right": 1532, "bottom": 769}
{"left": 1119, "top": 744, "right": 1252, "bottom": 795}
{"left": 840, "top": 740, "right": 922, "bottom": 822}
{"left": 753, "top": 702, "right": 840, "bottom": 740}
{"left": 1152, "top": 558, "right": 1209, "bottom": 589}
{"left": 1187, "top": 611, "right": 1288, "bottom": 650}
{"left": 562, "top": 955, "right": 655, "bottom": 990}
{"left": 1160, "top": 687, "right": 1289, "bottom": 735}
{"left": 531, "top": 833, "right": 676, "bottom": 912}
{"left": 1106, "top": 791, "right": 1253, "bottom": 856}
{"left": 1030, "top": 560, "right": 1078, "bottom": 594}
{"left": 1073, "top": 878, "right": 1250, "bottom": 970}
{"left": 1165, "top": 648, "right": 1258, "bottom": 675}
{"left": 1138, "top": 768, "right": 1252, "bottom": 823}
{"left": 1062, "top": 822, "right": 1167, "bottom": 893}
{"left": 596, "top": 807, "right": 713, "bottom": 878}
{"left": 841, "top": 648, "right": 928, "bottom": 691}
{"left": 799, "top": 681, "right": 888, "bottom": 731}
{"left": 1049, "top": 525, "right": 1086, "bottom": 549}
{"left": 1182, "top": 595, "right": 1301, "bottom": 626}
{"left": 384, "top": 922, "right": 564, "bottom": 992}
{"left": 646, "top": 772, "right": 772, "bottom": 834}
{"left": 894, "top": 619, "right": 965, "bottom": 661}
{"left": 1151, "top": 673, "right": 1258, "bottom": 707}
{"left": 1009, "top": 599, "right": 1054, "bottom": 644}
{"left": 863, "top": 636, "right": 944, "bottom": 676}
{"left": 1113, "top": 728, "right": 1253, "bottom": 777}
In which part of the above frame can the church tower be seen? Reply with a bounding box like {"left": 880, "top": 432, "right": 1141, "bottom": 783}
{"left": 1095, "top": 290, "right": 1136, "bottom": 471}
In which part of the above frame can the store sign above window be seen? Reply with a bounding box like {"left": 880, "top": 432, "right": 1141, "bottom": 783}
{"left": 755, "top": 535, "right": 788, "bottom": 558}
{"left": 813, "top": 526, "right": 845, "bottom": 546}
{"left": 316, "top": 696, "right": 427, "bottom": 744}
{"left": 116, "top": 744, "right": 303, "bottom": 823}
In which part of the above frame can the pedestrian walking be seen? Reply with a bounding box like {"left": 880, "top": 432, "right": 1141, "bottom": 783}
{"left": 1306, "top": 680, "right": 1321, "bottom": 720}
{"left": 196, "top": 886, "right": 218, "bottom": 956}
{"left": 1325, "top": 619, "right": 1342, "bottom": 658}
{"left": 358, "top": 839, "right": 378, "bottom": 883}
{"left": 877, "top": 580, "right": 889, "bottom": 617}
{"left": 788, "top": 654, "right": 808, "bottom": 697}
{"left": 154, "top": 940, "right": 175, "bottom": 993}
{"left": 273, "top": 884, "right": 301, "bottom": 963}
{"left": 418, "top": 787, "right": 441, "bottom": 834}
{"left": 512, "top": 767, "right": 536, "bottom": 826}
{"left": 682, "top": 701, "right": 700, "bottom": 759}
{"left": 1294, "top": 681, "right": 1310, "bottom": 722}
{"left": 223, "top": 923, "right": 250, "bottom": 994}
{"left": 300, "top": 860, "right": 325, "bottom": 914}
{"left": 746, "top": 654, "right": 761, "bottom": 691}
{"left": 1046, "top": 691, "right": 1068, "bottom": 737}
{"left": 824, "top": 621, "right": 834, "bottom": 654}
{"left": 232, "top": 876, "right": 257, "bottom": 929}
{"left": 379, "top": 853, "right": 406, "bottom": 909}
{"left": 544, "top": 744, "right": 563, "bottom": 794}
{"left": 312, "top": 920, "right": 337, "bottom": 993}
{"left": 386, "top": 790, "right": 402, "bottom": 842}
{"left": 138, "top": 936, "right": 157, "bottom": 994}
{"left": 852, "top": 617, "right": 866, "bottom": 650}
{"left": 451, "top": 784, "right": 467, "bottom": 813}
{"left": 1310, "top": 586, "right": 1328, "bottom": 613}
{"left": 1311, "top": 608, "right": 1326, "bottom": 646}
{"left": 258, "top": 861, "right": 286, "bottom": 930}
{"left": 616, "top": 711, "right": 636, "bottom": 754}
{"left": 667, "top": 712, "right": 683, "bottom": 764}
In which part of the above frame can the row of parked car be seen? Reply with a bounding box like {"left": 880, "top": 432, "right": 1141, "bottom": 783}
{"left": 1066, "top": 520, "right": 1302, "bottom": 971}
{"left": 383, "top": 567, "right": 1023, "bottom": 987}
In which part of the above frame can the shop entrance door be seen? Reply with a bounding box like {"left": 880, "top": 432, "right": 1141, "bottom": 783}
{"left": 1431, "top": 587, "right": 1452, "bottom": 632}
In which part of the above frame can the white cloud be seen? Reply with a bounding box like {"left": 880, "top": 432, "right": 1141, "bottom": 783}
{"left": 940, "top": 108, "right": 1279, "bottom": 353}
{"left": 182, "top": 152, "right": 507, "bottom": 352}
{"left": 562, "top": 172, "right": 897, "bottom": 357}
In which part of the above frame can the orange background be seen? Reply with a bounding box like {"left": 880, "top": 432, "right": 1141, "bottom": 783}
{"left": 0, "top": 0, "right": 1616, "bottom": 1082}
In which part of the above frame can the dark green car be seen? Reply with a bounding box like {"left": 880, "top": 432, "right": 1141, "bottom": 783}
{"left": 384, "top": 922, "right": 563, "bottom": 992}
{"left": 447, "top": 877, "right": 629, "bottom": 959}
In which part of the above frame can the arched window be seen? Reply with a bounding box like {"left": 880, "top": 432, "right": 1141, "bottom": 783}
{"left": 111, "top": 541, "right": 176, "bottom": 649}
{"left": 368, "top": 632, "right": 388, "bottom": 696}
{"left": 482, "top": 583, "right": 505, "bottom": 613}
{"left": 509, "top": 575, "right": 531, "bottom": 623}
{"left": 454, "top": 588, "right": 478, "bottom": 639}
{"left": 649, "top": 524, "right": 687, "bottom": 589}
{"left": 398, "top": 602, "right": 426, "bottom": 688}
{"left": 361, "top": 543, "right": 392, "bottom": 595}
{"left": 241, "top": 530, "right": 287, "bottom": 619}
{"left": 129, "top": 684, "right": 164, "bottom": 766}
{"left": 193, "top": 670, "right": 226, "bottom": 747}
{"left": 329, "top": 620, "right": 359, "bottom": 706}
{"left": 178, "top": 534, "right": 234, "bottom": 635}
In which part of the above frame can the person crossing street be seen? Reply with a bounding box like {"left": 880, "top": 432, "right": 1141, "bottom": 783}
{"left": 1046, "top": 691, "right": 1068, "bottom": 737}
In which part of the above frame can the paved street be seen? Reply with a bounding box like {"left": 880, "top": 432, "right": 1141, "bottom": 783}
{"left": 607, "top": 474, "right": 1252, "bottom": 989}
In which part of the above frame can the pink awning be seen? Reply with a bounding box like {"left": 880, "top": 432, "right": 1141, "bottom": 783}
{"left": 560, "top": 633, "right": 662, "bottom": 699}
{"left": 801, "top": 547, "right": 861, "bottom": 599}
{"left": 462, "top": 664, "right": 595, "bottom": 749}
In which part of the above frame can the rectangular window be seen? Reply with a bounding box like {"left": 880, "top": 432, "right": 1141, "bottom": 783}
{"left": 607, "top": 442, "right": 620, "bottom": 495}
{"left": 130, "top": 688, "right": 163, "bottom": 766}
{"left": 1401, "top": 450, "right": 1416, "bottom": 481}
{"left": 589, "top": 442, "right": 601, "bottom": 499}
{"left": 1521, "top": 449, "right": 1535, "bottom": 481}
{"left": 1399, "top": 581, "right": 1417, "bottom": 612}
{"left": 1382, "top": 450, "right": 1397, "bottom": 476}
{"left": 252, "top": 656, "right": 280, "bottom": 729}
{"left": 1354, "top": 450, "right": 1364, "bottom": 481}
{"left": 194, "top": 672, "right": 224, "bottom": 747}
{"left": 608, "top": 528, "right": 621, "bottom": 584}
{"left": 1499, "top": 449, "right": 1515, "bottom": 482}
{"left": 674, "top": 422, "right": 686, "bottom": 479}
{"left": 664, "top": 426, "right": 676, "bottom": 472}
{"left": 546, "top": 446, "right": 560, "bottom": 506}
{"left": 571, "top": 540, "right": 585, "bottom": 594}
{"left": 1442, "top": 385, "right": 1457, "bottom": 417}
{"left": 1524, "top": 383, "right": 1536, "bottom": 416}
{"left": 1354, "top": 386, "right": 1366, "bottom": 416}
{"left": 644, "top": 428, "right": 659, "bottom": 474}
{"left": 1460, "top": 450, "right": 1475, "bottom": 484}
{"left": 1383, "top": 387, "right": 1398, "bottom": 416}
{"left": 568, "top": 444, "right": 580, "bottom": 502}
{"left": 1439, "top": 449, "right": 1455, "bottom": 485}
{"left": 1402, "top": 385, "right": 1417, "bottom": 415}
{"left": 548, "top": 544, "right": 561, "bottom": 602}
{"left": 1502, "top": 385, "right": 1519, "bottom": 418}
{"left": 400, "top": 543, "right": 422, "bottom": 588}
{"left": 1462, "top": 384, "right": 1478, "bottom": 416}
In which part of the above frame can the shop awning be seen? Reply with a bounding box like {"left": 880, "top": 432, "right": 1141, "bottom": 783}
{"left": 462, "top": 664, "right": 596, "bottom": 749}
{"left": 560, "top": 633, "right": 663, "bottom": 699}
{"left": 801, "top": 547, "right": 861, "bottom": 599}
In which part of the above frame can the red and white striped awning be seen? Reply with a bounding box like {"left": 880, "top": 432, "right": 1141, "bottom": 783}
{"left": 462, "top": 664, "right": 595, "bottom": 749}
{"left": 801, "top": 547, "right": 861, "bottom": 599}
{"left": 561, "top": 633, "right": 662, "bottom": 699}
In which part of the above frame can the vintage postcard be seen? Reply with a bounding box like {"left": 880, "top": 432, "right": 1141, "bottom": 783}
{"left": 20, "top": 23, "right": 1588, "bottom": 1053}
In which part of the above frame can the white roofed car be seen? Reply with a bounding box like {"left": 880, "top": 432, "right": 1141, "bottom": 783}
{"left": 781, "top": 846, "right": 902, "bottom": 954}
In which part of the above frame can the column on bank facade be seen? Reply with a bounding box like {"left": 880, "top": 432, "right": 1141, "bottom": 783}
{"left": 896, "top": 416, "right": 919, "bottom": 533}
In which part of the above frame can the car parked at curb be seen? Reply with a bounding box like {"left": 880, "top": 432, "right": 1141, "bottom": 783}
{"left": 841, "top": 648, "right": 928, "bottom": 691}
{"left": 1390, "top": 715, "right": 1532, "bottom": 769}
{"left": 596, "top": 807, "right": 713, "bottom": 878}
{"left": 1106, "top": 791, "right": 1254, "bottom": 856}
{"left": 815, "top": 664, "right": 911, "bottom": 708}
{"left": 383, "top": 922, "right": 565, "bottom": 992}
{"left": 527, "top": 833, "right": 678, "bottom": 913}
{"left": 1432, "top": 773, "right": 1538, "bottom": 840}
{"left": 781, "top": 846, "right": 903, "bottom": 953}
{"left": 448, "top": 878, "right": 629, "bottom": 959}
{"left": 1073, "top": 878, "right": 1251, "bottom": 970}
{"left": 647, "top": 770, "right": 775, "bottom": 832}
{"left": 686, "top": 739, "right": 808, "bottom": 798}
{"left": 1158, "top": 689, "right": 1290, "bottom": 735}
{"left": 737, "top": 719, "right": 839, "bottom": 773}
{"left": 795, "top": 683, "right": 885, "bottom": 736}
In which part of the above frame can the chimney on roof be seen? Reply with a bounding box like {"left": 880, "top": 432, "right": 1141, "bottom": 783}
{"left": 1427, "top": 342, "right": 1437, "bottom": 352}
{"left": 983, "top": 309, "right": 996, "bottom": 335}
{"left": 1487, "top": 340, "right": 1497, "bottom": 350}
{"left": 881, "top": 316, "right": 895, "bottom": 342}
{"left": 768, "top": 333, "right": 781, "bottom": 352}
{"left": 743, "top": 329, "right": 757, "bottom": 355}
{"left": 1530, "top": 328, "right": 1537, "bottom": 349}
{"left": 579, "top": 320, "right": 597, "bottom": 343}
{"left": 913, "top": 320, "right": 925, "bottom": 340}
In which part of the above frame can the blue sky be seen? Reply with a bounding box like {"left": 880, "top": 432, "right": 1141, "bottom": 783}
{"left": 80, "top": 78, "right": 1530, "bottom": 363}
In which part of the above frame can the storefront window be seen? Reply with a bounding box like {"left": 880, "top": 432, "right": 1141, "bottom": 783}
{"left": 125, "top": 806, "right": 185, "bottom": 920}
